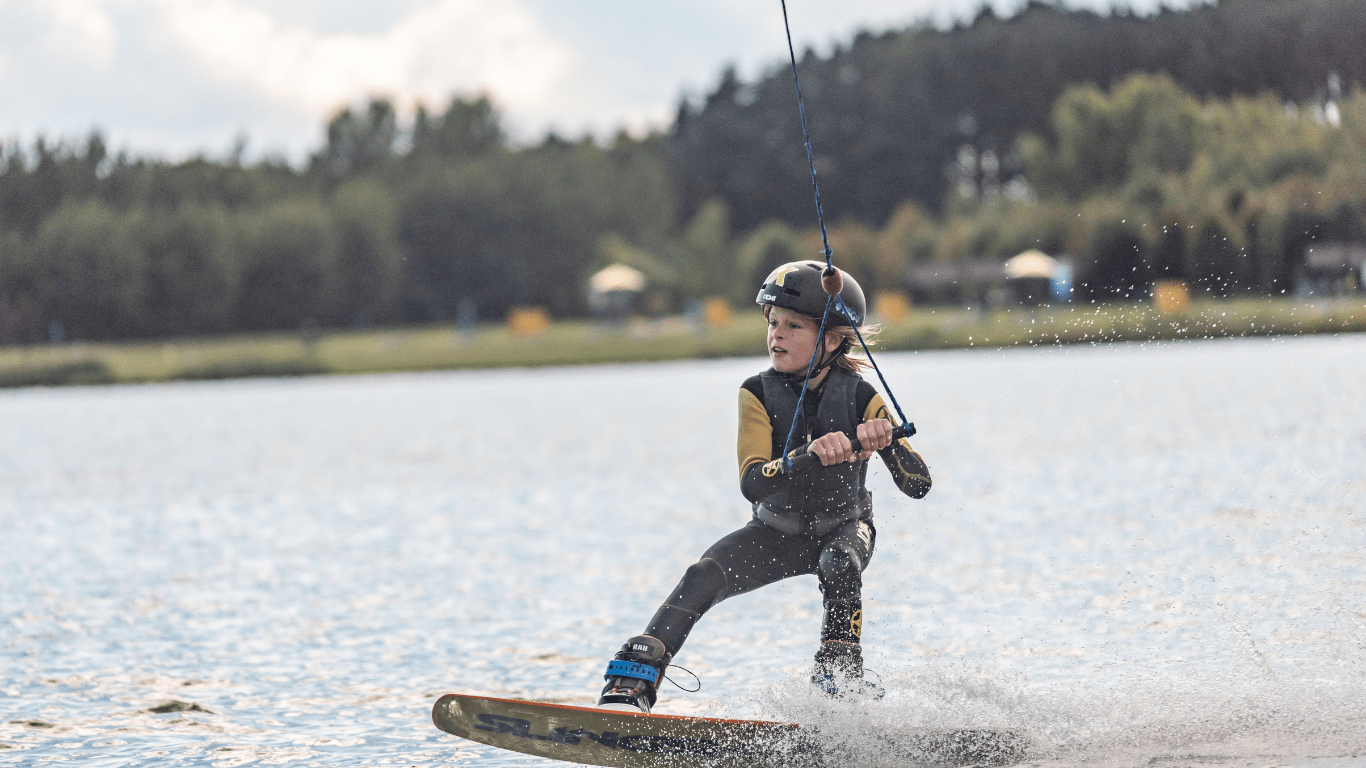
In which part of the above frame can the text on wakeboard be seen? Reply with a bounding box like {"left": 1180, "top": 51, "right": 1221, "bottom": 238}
{"left": 475, "top": 713, "right": 724, "bottom": 756}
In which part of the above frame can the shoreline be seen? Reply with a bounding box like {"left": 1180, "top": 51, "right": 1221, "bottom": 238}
{"left": 2, "top": 297, "right": 1364, "bottom": 388}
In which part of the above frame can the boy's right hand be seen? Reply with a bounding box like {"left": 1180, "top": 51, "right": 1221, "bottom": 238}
{"left": 808, "top": 431, "right": 856, "bottom": 466}
{"left": 809, "top": 418, "right": 894, "bottom": 465}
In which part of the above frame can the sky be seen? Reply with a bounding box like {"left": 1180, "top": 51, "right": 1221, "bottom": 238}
{"left": 0, "top": 0, "right": 1200, "bottom": 163}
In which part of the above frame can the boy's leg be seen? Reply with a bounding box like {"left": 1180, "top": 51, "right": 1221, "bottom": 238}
{"left": 814, "top": 519, "right": 876, "bottom": 686}
{"left": 599, "top": 520, "right": 810, "bottom": 712}
{"left": 642, "top": 558, "right": 725, "bottom": 657}
{"left": 645, "top": 518, "right": 811, "bottom": 655}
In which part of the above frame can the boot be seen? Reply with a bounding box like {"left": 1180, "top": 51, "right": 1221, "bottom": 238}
{"left": 811, "top": 640, "right": 884, "bottom": 699}
{"left": 597, "top": 635, "right": 671, "bottom": 714}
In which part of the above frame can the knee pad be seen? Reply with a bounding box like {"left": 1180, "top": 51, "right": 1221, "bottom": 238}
{"left": 818, "top": 543, "right": 863, "bottom": 602}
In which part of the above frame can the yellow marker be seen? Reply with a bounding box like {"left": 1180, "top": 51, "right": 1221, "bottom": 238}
{"left": 874, "top": 291, "right": 911, "bottom": 324}
{"left": 1152, "top": 280, "right": 1190, "bottom": 315}
{"left": 703, "top": 297, "right": 732, "bottom": 329}
{"left": 508, "top": 306, "right": 551, "bottom": 338}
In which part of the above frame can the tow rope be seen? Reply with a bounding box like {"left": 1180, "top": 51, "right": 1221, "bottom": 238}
{"left": 778, "top": 0, "right": 915, "bottom": 472}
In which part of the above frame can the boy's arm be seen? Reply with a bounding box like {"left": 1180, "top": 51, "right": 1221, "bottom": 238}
{"left": 865, "top": 393, "right": 932, "bottom": 499}
{"left": 737, "top": 388, "right": 809, "bottom": 503}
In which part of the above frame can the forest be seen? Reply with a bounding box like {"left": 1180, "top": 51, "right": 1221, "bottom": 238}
{"left": 0, "top": 0, "right": 1363, "bottom": 343}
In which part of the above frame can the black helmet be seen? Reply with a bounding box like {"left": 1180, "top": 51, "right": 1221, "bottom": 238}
{"left": 755, "top": 260, "right": 866, "bottom": 327}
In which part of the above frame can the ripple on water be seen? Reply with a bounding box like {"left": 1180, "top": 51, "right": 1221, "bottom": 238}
{"left": 1, "top": 336, "right": 1365, "bottom": 766}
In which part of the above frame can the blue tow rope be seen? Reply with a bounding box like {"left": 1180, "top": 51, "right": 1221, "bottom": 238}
{"left": 777, "top": 0, "right": 913, "bottom": 470}
{"left": 779, "top": 0, "right": 834, "bottom": 267}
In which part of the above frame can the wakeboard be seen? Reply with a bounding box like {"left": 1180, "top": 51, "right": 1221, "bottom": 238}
{"left": 431, "top": 693, "right": 1028, "bottom": 768}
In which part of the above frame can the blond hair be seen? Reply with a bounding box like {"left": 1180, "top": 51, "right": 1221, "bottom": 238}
{"left": 762, "top": 305, "right": 879, "bottom": 373}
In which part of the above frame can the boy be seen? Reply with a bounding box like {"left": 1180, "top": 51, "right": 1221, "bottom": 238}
{"left": 598, "top": 261, "right": 932, "bottom": 713}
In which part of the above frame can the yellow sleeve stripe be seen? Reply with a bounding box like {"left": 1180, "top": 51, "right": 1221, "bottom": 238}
{"left": 865, "top": 393, "right": 914, "bottom": 445}
{"left": 863, "top": 392, "right": 888, "bottom": 424}
{"left": 738, "top": 388, "right": 772, "bottom": 475}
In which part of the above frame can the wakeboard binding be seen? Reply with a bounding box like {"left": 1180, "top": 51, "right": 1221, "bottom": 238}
{"left": 597, "top": 635, "right": 672, "bottom": 714}
{"left": 811, "top": 640, "right": 884, "bottom": 699}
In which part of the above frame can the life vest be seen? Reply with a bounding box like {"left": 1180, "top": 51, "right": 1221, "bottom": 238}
{"left": 754, "top": 366, "right": 871, "bottom": 536}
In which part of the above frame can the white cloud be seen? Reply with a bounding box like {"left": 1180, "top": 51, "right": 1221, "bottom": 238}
{"left": 155, "top": 0, "right": 574, "bottom": 121}
{"left": 36, "top": 0, "right": 118, "bottom": 68}
{"left": 0, "top": 0, "right": 1211, "bottom": 160}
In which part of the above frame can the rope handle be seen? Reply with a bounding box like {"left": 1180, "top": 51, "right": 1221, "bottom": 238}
{"left": 784, "top": 423, "right": 915, "bottom": 475}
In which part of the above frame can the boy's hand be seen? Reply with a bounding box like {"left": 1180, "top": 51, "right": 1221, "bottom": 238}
{"left": 855, "top": 419, "right": 894, "bottom": 460}
{"left": 808, "top": 431, "right": 854, "bottom": 465}
{"left": 808, "top": 419, "right": 894, "bottom": 465}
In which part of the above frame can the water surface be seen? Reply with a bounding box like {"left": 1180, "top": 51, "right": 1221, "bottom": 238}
{"left": 2, "top": 335, "right": 1364, "bottom": 767}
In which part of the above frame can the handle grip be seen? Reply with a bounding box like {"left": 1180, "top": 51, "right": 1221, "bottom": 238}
{"left": 784, "top": 422, "right": 916, "bottom": 474}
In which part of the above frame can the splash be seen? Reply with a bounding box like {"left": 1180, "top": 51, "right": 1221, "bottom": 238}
{"left": 749, "top": 656, "right": 1366, "bottom": 768}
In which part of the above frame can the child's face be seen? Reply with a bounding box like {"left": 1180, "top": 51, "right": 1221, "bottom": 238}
{"left": 766, "top": 306, "right": 838, "bottom": 374}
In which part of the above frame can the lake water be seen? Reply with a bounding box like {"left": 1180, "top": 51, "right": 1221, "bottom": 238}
{"left": 2, "top": 334, "right": 1364, "bottom": 768}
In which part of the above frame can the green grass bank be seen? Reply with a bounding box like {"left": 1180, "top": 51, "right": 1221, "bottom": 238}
{"left": 1, "top": 297, "right": 1364, "bottom": 388}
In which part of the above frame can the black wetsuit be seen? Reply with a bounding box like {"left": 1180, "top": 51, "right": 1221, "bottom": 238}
{"left": 641, "top": 366, "right": 931, "bottom": 657}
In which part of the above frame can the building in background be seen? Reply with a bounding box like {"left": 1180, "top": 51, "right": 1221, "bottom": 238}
{"left": 907, "top": 250, "right": 1073, "bottom": 308}
{"left": 1301, "top": 243, "right": 1366, "bottom": 296}
{"left": 588, "top": 263, "right": 647, "bottom": 324}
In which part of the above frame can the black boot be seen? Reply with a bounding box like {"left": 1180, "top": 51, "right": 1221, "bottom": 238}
{"left": 811, "top": 640, "right": 883, "bottom": 699}
{"left": 598, "top": 635, "right": 671, "bottom": 714}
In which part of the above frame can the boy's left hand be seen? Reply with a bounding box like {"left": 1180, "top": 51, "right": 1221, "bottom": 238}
{"left": 854, "top": 418, "right": 894, "bottom": 460}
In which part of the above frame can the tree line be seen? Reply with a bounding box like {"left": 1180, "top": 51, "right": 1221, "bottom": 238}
{"left": 0, "top": 0, "right": 1364, "bottom": 343}
{"left": 666, "top": 0, "right": 1366, "bottom": 231}
{"left": 788, "top": 74, "right": 1366, "bottom": 304}
{"left": 0, "top": 98, "right": 679, "bottom": 341}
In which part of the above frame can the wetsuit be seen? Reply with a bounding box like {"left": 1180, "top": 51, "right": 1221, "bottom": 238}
{"left": 641, "top": 366, "right": 931, "bottom": 657}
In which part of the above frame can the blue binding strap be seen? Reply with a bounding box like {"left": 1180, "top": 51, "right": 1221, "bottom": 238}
{"left": 605, "top": 660, "right": 660, "bottom": 684}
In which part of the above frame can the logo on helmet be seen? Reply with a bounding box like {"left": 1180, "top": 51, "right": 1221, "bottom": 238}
{"left": 764, "top": 265, "right": 800, "bottom": 287}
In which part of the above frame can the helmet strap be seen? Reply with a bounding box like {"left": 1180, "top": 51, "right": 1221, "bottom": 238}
{"left": 808, "top": 336, "right": 850, "bottom": 377}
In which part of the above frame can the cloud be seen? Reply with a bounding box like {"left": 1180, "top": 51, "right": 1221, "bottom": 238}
{"left": 155, "top": 0, "right": 574, "bottom": 121}
{"left": 35, "top": 0, "right": 119, "bottom": 68}
{"left": 0, "top": 0, "right": 1203, "bottom": 159}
